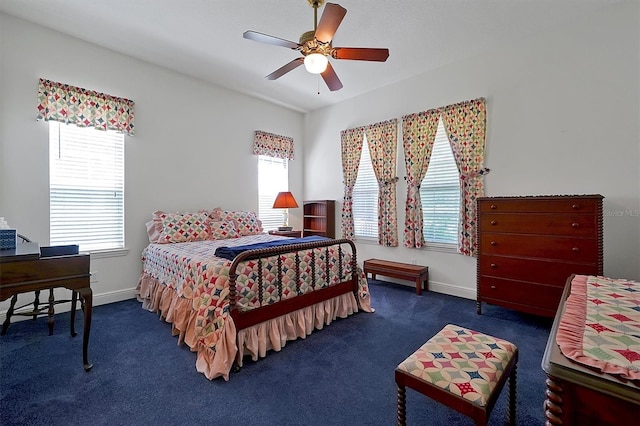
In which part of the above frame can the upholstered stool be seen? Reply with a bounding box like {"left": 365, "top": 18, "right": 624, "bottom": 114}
{"left": 395, "top": 324, "right": 518, "bottom": 426}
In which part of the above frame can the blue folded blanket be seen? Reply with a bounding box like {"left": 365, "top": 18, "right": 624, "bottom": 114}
{"left": 215, "top": 235, "right": 330, "bottom": 261}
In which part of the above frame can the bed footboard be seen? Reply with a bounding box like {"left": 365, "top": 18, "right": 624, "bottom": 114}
{"left": 227, "top": 238, "right": 358, "bottom": 331}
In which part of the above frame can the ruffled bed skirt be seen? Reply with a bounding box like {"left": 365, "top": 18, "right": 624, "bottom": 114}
{"left": 136, "top": 272, "right": 363, "bottom": 381}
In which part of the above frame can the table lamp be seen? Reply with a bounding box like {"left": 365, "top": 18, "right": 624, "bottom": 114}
{"left": 272, "top": 191, "right": 298, "bottom": 231}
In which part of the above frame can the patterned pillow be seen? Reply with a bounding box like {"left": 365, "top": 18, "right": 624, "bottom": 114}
{"left": 145, "top": 210, "right": 168, "bottom": 243}
{"left": 159, "top": 212, "right": 211, "bottom": 243}
{"left": 219, "top": 210, "right": 263, "bottom": 236}
{"left": 200, "top": 207, "right": 223, "bottom": 221}
{"left": 208, "top": 220, "right": 240, "bottom": 240}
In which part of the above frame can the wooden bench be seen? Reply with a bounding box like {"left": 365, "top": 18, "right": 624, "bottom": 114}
{"left": 363, "top": 258, "right": 429, "bottom": 295}
{"left": 395, "top": 324, "right": 518, "bottom": 425}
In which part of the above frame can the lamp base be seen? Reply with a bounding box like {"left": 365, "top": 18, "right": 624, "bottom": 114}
{"left": 278, "top": 226, "right": 293, "bottom": 231}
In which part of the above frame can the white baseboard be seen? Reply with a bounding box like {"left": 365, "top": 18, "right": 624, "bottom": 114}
{"left": 428, "top": 280, "right": 476, "bottom": 300}
{"left": 0, "top": 288, "right": 138, "bottom": 324}
{"left": 370, "top": 278, "right": 477, "bottom": 301}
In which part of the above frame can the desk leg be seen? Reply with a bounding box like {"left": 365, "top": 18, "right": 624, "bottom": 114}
{"left": 70, "top": 291, "right": 78, "bottom": 337}
{"left": 47, "top": 288, "right": 55, "bottom": 336}
{"left": 76, "top": 287, "right": 93, "bottom": 371}
{"left": 1, "top": 294, "right": 18, "bottom": 335}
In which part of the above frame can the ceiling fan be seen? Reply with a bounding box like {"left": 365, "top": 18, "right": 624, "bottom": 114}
{"left": 243, "top": 0, "right": 389, "bottom": 92}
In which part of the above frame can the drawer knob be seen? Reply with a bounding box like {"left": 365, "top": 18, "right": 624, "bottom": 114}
{"left": 572, "top": 247, "right": 580, "bottom": 252}
{"left": 490, "top": 241, "right": 497, "bottom": 246}
{"left": 571, "top": 222, "right": 580, "bottom": 228}
{"left": 490, "top": 263, "right": 497, "bottom": 268}
{"left": 490, "top": 220, "right": 497, "bottom": 225}
{"left": 490, "top": 204, "right": 497, "bottom": 209}
{"left": 572, "top": 204, "right": 580, "bottom": 210}
{"left": 490, "top": 285, "right": 497, "bottom": 290}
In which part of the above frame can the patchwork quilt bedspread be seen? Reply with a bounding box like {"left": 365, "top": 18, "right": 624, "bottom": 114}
{"left": 557, "top": 274, "right": 640, "bottom": 381}
{"left": 141, "top": 234, "right": 368, "bottom": 352}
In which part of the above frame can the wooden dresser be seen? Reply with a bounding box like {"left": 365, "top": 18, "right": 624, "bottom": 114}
{"left": 476, "top": 195, "right": 603, "bottom": 317}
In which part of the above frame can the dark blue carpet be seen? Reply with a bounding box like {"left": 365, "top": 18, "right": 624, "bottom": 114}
{"left": 0, "top": 280, "right": 552, "bottom": 425}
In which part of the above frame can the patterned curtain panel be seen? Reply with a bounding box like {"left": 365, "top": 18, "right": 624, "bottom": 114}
{"left": 401, "top": 110, "right": 440, "bottom": 248}
{"left": 440, "top": 98, "right": 488, "bottom": 257}
{"left": 253, "top": 130, "right": 295, "bottom": 160}
{"left": 365, "top": 119, "right": 399, "bottom": 247}
{"left": 340, "top": 127, "right": 365, "bottom": 240}
{"left": 36, "top": 78, "right": 135, "bottom": 135}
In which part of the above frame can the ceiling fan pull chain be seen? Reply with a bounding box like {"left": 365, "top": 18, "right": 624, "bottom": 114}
{"left": 317, "top": 75, "right": 321, "bottom": 95}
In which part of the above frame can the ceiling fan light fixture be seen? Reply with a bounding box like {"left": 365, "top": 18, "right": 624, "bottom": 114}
{"left": 304, "top": 53, "right": 328, "bottom": 74}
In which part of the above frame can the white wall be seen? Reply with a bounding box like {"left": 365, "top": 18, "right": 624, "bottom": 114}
{"left": 0, "top": 14, "right": 304, "bottom": 312}
{"left": 1, "top": 1, "right": 639, "bottom": 318}
{"left": 303, "top": 1, "right": 640, "bottom": 298}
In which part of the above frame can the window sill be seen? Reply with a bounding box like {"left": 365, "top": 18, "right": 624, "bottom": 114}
{"left": 88, "top": 248, "right": 129, "bottom": 259}
{"left": 354, "top": 237, "right": 458, "bottom": 253}
{"left": 354, "top": 236, "right": 379, "bottom": 245}
{"left": 423, "top": 242, "right": 458, "bottom": 254}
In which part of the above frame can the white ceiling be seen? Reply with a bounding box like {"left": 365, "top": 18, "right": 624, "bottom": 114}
{"left": 0, "top": 0, "right": 621, "bottom": 113}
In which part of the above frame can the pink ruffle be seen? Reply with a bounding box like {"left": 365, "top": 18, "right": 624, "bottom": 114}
{"left": 556, "top": 275, "right": 640, "bottom": 381}
{"left": 136, "top": 272, "right": 365, "bottom": 380}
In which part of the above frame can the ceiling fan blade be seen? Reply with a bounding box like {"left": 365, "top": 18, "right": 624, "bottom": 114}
{"left": 243, "top": 31, "right": 300, "bottom": 50}
{"left": 265, "top": 58, "right": 304, "bottom": 80}
{"left": 315, "top": 3, "right": 347, "bottom": 43}
{"left": 333, "top": 47, "right": 389, "bottom": 62}
{"left": 321, "top": 62, "right": 343, "bottom": 91}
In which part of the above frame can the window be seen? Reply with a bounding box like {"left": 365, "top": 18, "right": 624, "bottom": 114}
{"left": 49, "top": 121, "right": 125, "bottom": 252}
{"left": 420, "top": 118, "right": 460, "bottom": 246}
{"left": 352, "top": 136, "right": 378, "bottom": 239}
{"left": 258, "top": 155, "right": 289, "bottom": 231}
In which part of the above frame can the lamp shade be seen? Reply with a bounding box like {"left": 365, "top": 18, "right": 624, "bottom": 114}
{"left": 272, "top": 191, "right": 299, "bottom": 209}
{"left": 304, "top": 53, "right": 328, "bottom": 74}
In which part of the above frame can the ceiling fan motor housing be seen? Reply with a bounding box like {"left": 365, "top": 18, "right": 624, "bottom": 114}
{"left": 299, "top": 30, "right": 316, "bottom": 46}
{"left": 300, "top": 33, "right": 332, "bottom": 58}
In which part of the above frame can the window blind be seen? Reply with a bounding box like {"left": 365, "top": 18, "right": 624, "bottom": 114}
{"left": 49, "top": 121, "right": 125, "bottom": 251}
{"left": 352, "top": 136, "right": 378, "bottom": 239}
{"left": 420, "top": 118, "right": 460, "bottom": 245}
{"left": 258, "top": 155, "right": 289, "bottom": 231}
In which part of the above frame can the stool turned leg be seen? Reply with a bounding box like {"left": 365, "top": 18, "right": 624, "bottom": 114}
{"left": 508, "top": 362, "right": 517, "bottom": 425}
{"left": 397, "top": 385, "right": 406, "bottom": 426}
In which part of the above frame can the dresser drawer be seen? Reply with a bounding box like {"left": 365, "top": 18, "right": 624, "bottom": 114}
{"left": 478, "top": 197, "right": 600, "bottom": 214}
{"left": 479, "top": 233, "right": 598, "bottom": 262}
{"left": 478, "top": 277, "right": 565, "bottom": 312}
{"left": 479, "top": 255, "right": 600, "bottom": 284}
{"left": 480, "top": 213, "right": 596, "bottom": 237}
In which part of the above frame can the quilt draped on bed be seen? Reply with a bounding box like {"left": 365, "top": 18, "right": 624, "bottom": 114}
{"left": 136, "top": 235, "right": 372, "bottom": 380}
{"left": 556, "top": 274, "right": 640, "bottom": 381}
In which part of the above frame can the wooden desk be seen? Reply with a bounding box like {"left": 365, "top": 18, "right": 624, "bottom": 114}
{"left": 0, "top": 242, "right": 93, "bottom": 371}
{"left": 541, "top": 276, "right": 640, "bottom": 424}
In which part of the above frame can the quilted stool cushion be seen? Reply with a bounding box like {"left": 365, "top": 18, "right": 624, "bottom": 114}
{"left": 396, "top": 324, "right": 517, "bottom": 407}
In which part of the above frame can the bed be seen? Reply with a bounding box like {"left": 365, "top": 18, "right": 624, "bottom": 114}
{"left": 542, "top": 274, "right": 640, "bottom": 424}
{"left": 135, "top": 209, "right": 372, "bottom": 380}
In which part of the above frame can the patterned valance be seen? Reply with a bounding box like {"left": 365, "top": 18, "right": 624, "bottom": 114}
{"left": 253, "top": 131, "right": 294, "bottom": 160}
{"left": 36, "top": 78, "right": 135, "bottom": 135}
